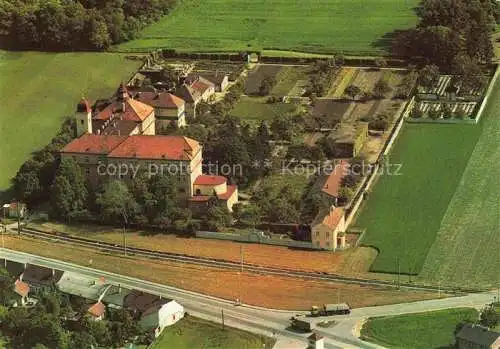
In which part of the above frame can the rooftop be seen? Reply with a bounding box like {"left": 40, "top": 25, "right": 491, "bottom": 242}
{"left": 456, "top": 324, "right": 500, "bottom": 346}
{"left": 312, "top": 207, "right": 344, "bottom": 230}
{"left": 321, "top": 160, "right": 350, "bottom": 198}
{"left": 61, "top": 134, "right": 127, "bottom": 155}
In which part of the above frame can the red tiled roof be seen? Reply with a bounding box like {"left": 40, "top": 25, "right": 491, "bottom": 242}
{"left": 94, "top": 98, "right": 154, "bottom": 122}
{"left": 77, "top": 99, "right": 92, "bottom": 113}
{"left": 61, "top": 134, "right": 127, "bottom": 155}
{"left": 191, "top": 80, "right": 212, "bottom": 94}
{"left": 136, "top": 92, "right": 185, "bottom": 109}
{"left": 217, "top": 184, "right": 237, "bottom": 201}
{"left": 14, "top": 279, "right": 30, "bottom": 297}
{"left": 321, "top": 207, "right": 344, "bottom": 230}
{"left": 107, "top": 135, "right": 200, "bottom": 160}
{"left": 322, "top": 160, "right": 350, "bottom": 197}
{"left": 87, "top": 302, "right": 105, "bottom": 317}
{"left": 194, "top": 175, "right": 227, "bottom": 186}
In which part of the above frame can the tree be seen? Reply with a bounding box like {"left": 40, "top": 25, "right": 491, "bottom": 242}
{"left": 480, "top": 306, "right": 499, "bottom": 328}
{"left": 268, "top": 199, "right": 299, "bottom": 223}
{"left": 369, "top": 115, "right": 389, "bottom": 131}
{"left": 70, "top": 332, "right": 97, "bottom": 349}
{"left": 50, "top": 158, "right": 88, "bottom": 221}
{"left": 411, "top": 106, "right": 423, "bottom": 119}
{"left": 96, "top": 180, "right": 139, "bottom": 225}
{"left": 345, "top": 85, "right": 361, "bottom": 100}
{"left": 160, "top": 66, "right": 179, "bottom": 90}
{"left": 148, "top": 175, "right": 178, "bottom": 221}
{"left": 338, "top": 186, "right": 354, "bottom": 203}
{"left": 418, "top": 65, "right": 440, "bottom": 89}
{"left": 259, "top": 76, "right": 276, "bottom": 96}
{"left": 239, "top": 204, "right": 262, "bottom": 228}
{"left": 373, "top": 79, "right": 392, "bottom": 99}
{"left": 206, "top": 205, "right": 233, "bottom": 231}
{"left": 428, "top": 108, "right": 440, "bottom": 120}
{"left": 271, "top": 115, "right": 295, "bottom": 141}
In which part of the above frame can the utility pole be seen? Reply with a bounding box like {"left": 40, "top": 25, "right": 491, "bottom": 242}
{"left": 337, "top": 288, "right": 340, "bottom": 304}
{"left": 122, "top": 208, "right": 128, "bottom": 256}
{"left": 221, "top": 309, "right": 225, "bottom": 330}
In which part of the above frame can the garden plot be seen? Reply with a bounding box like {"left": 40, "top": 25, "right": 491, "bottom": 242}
{"left": 417, "top": 74, "right": 489, "bottom": 99}
{"left": 328, "top": 67, "right": 359, "bottom": 97}
{"left": 271, "top": 66, "right": 310, "bottom": 96}
{"left": 416, "top": 101, "right": 478, "bottom": 118}
{"left": 312, "top": 99, "right": 351, "bottom": 127}
{"left": 350, "top": 69, "right": 385, "bottom": 93}
{"left": 245, "top": 64, "right": 282, "bottom": 95}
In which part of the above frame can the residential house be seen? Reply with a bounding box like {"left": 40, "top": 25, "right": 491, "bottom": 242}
{"left": 87, "top": 301, "right": 106, "bottom": 321}
{"left": 20, "top": 264, "right": 63, "bottom": 293}
{"left": 189, "top": 175, "right": 239, "bottom": 212}
{"left": 133, "top": 91, "right": 186, "bottom": 129}
{"left": 455, "top": 324, "right": 500, "bottom": 349}
{"left": 124, "top": 291, "right": 184, "bottom": 337}
{"left": 311, "top": 207, "right": 346, "bottom": 251}
{"left": 76, "top": 83, "right": 155, "bottom": 138}
{"left": 2, "top": 202, "right": 27, "bottom": 219}
{"left": 12, "top": 279, "right": 30, "bottom": 307}
{"left": 187, "top": 72, "right": 229, "bottom": 92}
{"left": 61, "top": 135, "right": 238, "bottom": 208}
{"left": 320, "top": 160, "right": 350, "bottom": 206}
{"left": 176, "top": 76, "right": 215, "bottom": 119}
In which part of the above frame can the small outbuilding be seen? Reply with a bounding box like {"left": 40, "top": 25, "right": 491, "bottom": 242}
{"left": 308, "top": 332, "right": 325, "bottom": 349}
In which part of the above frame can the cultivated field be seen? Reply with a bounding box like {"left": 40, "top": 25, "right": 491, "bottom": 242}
{"left": 0, "top": 51, "right": 141, "bottom": 191}
{"left": 245, "top": 65, "right": 282, "bottom": 95}
{"left": 355, "top": 122, "right": 482, "bottom": 275}
{"left": 361, "top": 308, "right": 478, "bottom": 349}
{"left": 3, "top": 236, "right": 442, "bottom": 310}
{"left": 151, "top": 316, "right": 274, "bottom": 349}
{"left": 230, "top": 96, "right": 298, "bottom": 125}
{"left": 115, "top": 0, "right": 418, "bottom": 54}
{"left": 418, "top": 80, "right": 500, "bottom": 288}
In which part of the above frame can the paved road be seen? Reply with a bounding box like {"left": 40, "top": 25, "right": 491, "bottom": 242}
{"left": 1, "top": 249, "right": 497, "bottom": 349}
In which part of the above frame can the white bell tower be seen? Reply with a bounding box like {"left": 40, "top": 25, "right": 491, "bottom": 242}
{"left": 75, "top": 98, "right": 92, "bottom": 137}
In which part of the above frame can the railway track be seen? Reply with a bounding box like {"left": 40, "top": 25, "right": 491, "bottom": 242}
{"left": 12, "top": 227, "right": 473, "bottom": 294}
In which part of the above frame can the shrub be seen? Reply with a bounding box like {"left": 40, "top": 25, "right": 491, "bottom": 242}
{"left": 428, "top": 108, "right": 440, "bottom": 120}
{"left": 410, "top": 107, "right": 423, "bottom": 118}
{"left": 373, "top": 79, "right": 392, "bottom": 99}
{"left": 369, "top": 115, "right": 389, "bottom": 131}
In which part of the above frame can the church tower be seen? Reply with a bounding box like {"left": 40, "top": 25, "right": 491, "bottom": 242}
{"left": 75, "top": 98, "right": 92, "bottom": 137}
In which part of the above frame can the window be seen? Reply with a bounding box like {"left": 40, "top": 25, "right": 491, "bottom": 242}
{"left": 195, "top": 189, "right": 201, "bottom": 195}
{"left": 80, "top": 120, "right": 84, "bottom": 125}
{"left": 315, "top": 231, "right": 319, "bottom": 238}
{"left": 326, "top": 242, "right": 330, "bottom": 247}
{"left": 85, "top": 168, "right": 90, "bottom": 176}
{"left": 326, "top": 232, "right": 330, "bottom": 238}
{"left": 315, "top": 241, "right": 320, "bottom": 247}
{"left": 179, "top": 188, "right": 186, "bottom": 194}
{"left": 84, "top": 156, "right": 90, "bottom": 163}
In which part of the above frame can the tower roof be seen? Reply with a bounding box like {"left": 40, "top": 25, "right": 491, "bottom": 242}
{"left": 77, "top": 98, "right": 92, "bottom": 113}
{"left": 117, "top": 82, "right": 130, "bottom": 101}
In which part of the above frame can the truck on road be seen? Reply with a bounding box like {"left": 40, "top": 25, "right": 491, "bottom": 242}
{"left": 310, "top": 303, "right": 351, "bottom": 316}
{"left": 290, "top": 316, "right": 315, "bottom": 332}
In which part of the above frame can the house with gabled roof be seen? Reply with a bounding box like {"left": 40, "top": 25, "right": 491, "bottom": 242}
{"left": 176, "top": 76, "right": 215, "bottom": 119}
{"left": 311, "top": 207, "right": 346, "bottom": 250}
{"left": 456, "top": 324, "right": 500, "bottom": 349}
{"left": 320, "top": 160, "right": 350, "bottom": 206}
{"left": 61, "top": 134, "right": 238, "bottom": 209}
{"left": 132, "top": 91, "right": 187, "bottom": 129}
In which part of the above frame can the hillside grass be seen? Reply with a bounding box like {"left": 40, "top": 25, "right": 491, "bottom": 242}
{"left": 361, "top": 308, "right": 479, "bottom": 349}
{"left": 418, "top": 78, "right": 500, "bottom": 288}
{"left": 0, "top": 51, "right": 142, "bottom": 191}
{"left": 150, "top": 316, "right": 275, "bottom": 349}
{"left": 115, "top": 0, "right": 418, "bottom": 54}
{"left": 355, "top": 122, "right": 482, "bottom": 275}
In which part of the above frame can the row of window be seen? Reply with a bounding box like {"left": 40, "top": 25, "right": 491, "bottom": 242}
{"left": 315, "top": 231, "right": 331, "bottom": 238}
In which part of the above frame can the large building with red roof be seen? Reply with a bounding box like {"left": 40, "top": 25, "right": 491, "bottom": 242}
{"left": 75, "top": 83, "right": 155, "bottom": 138}
{"left": 132, "top": 91, "right": 187, "bottom": 129}
{"left": 61, "top": 134, "right": 238, "bottom": 211}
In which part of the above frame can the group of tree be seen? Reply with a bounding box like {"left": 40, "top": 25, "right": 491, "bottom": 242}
{"left": 13, "top": 118, "right": 75, "bottom": 207}
{"left": 307, "top": 57, "right": 343, "bottom": 96}
{"left": 0, "top": 0, "right": 176, "bottom": 50}
{"left": 0, "top": 270, "right": 148, "bottom": 348}
{"left": 393, "top": 0, "right": 498, "bottom": 71}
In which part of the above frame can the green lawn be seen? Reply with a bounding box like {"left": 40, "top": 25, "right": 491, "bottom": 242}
{"left": 230, "top": 96, "right": 297, "bottom": 125}
{"left": 115, "top": 0, "right": 418, "bottom": 54}
{"left": 150, "top": 316, "right": 275, "bottom": 349}
{"left": 355, "top": 122, "right": 482, "bottom": 275}
{"left": 417, "top": 79, "right": 500, "bottom": 288}
{"left": 361, "top": 308, "right": 478, "bottom": 349}
{"left": 272, "top": 66, "right": 310, "bottom": 96}
{"left": 0, "top": 51, "right": 141, "bottom": 191}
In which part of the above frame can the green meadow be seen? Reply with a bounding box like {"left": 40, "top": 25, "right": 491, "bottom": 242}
{"left": 115, "top": 0, "right": 419, "bottom": 54}
{"left": 0, "top": 51, "right": 141, "bottom": 192}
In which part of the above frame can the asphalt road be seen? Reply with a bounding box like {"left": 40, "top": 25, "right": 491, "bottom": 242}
{"left": 1, "top": 248, "right": 497, "bottom": 349}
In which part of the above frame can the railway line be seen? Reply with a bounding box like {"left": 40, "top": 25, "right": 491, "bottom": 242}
{"left": 10, "top": 226, "right": 475, "bottom": 294}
